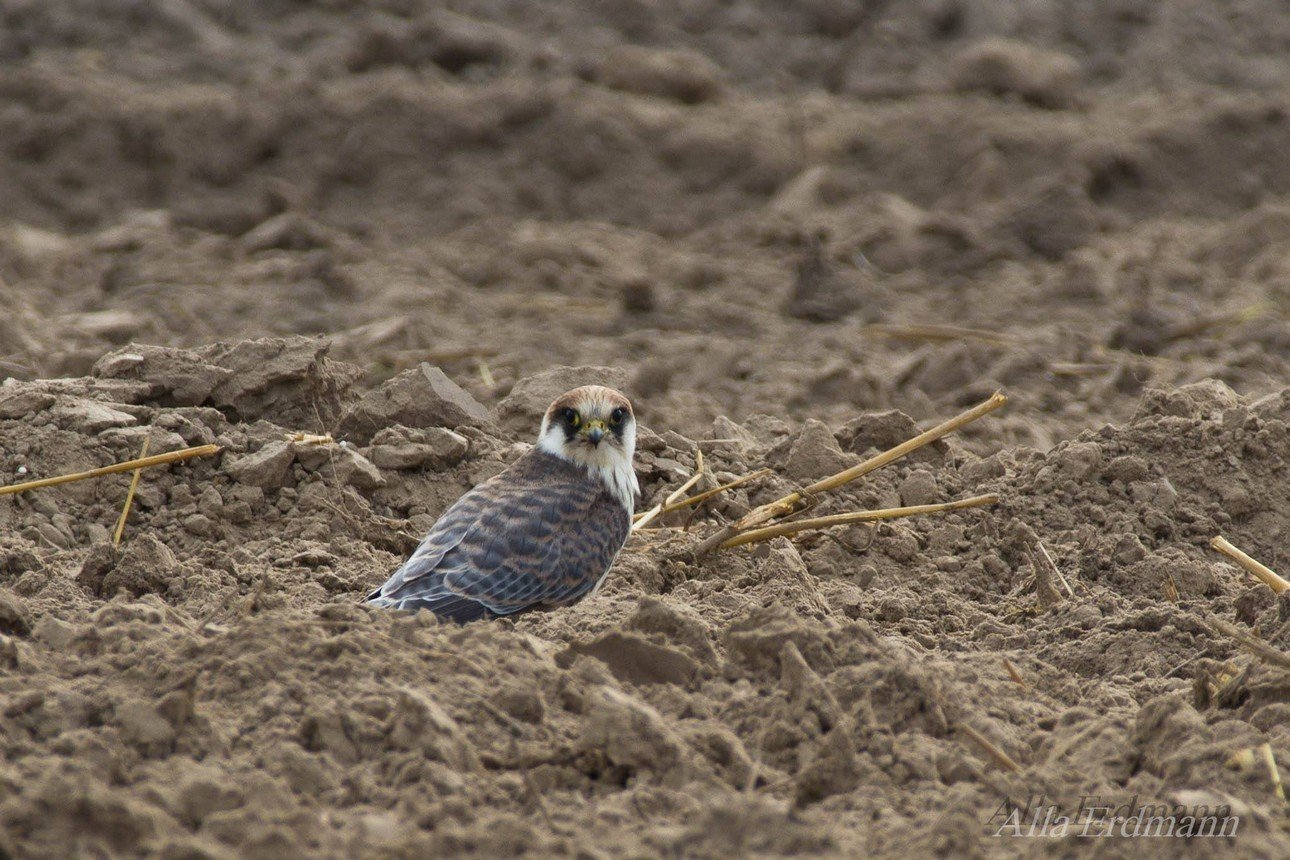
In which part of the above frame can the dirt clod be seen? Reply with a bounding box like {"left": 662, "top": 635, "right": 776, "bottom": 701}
{"left": 337, "top": 364, "right": 492, "bottom": 444}
{"left": 950, "top": 38, "right": 1081, "bottom": 108}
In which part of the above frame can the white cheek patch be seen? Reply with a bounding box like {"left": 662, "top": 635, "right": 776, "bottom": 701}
{"left": 536, "top": 416, "right": 638, "bottom": 512}
{"left": 536, "top": 420, "right": 567, "bottom": 458}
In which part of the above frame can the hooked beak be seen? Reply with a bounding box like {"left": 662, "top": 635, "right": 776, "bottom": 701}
{"left": 581, "top": 420, "right": 607, "bottom": 445}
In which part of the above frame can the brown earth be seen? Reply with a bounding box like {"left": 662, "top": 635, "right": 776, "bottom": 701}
{"left": 0, "top": 1, "right": 1288, "bottom": 857}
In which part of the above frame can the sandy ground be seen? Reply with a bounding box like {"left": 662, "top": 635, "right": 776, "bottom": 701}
{"left": 0, "top": 1, "right": 1287, "bottom": 857}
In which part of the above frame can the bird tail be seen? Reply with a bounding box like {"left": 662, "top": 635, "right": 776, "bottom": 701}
{"left": 365, "top": 584, "right": 496, "bottom": 624}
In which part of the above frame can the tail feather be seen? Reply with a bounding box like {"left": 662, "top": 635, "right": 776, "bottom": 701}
{"left": 366, "top": 581, "right": 497, "bottom": 624}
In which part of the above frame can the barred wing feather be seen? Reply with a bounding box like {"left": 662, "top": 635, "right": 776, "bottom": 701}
{"left": 366, "top": 451, "right": 629, "bottom": 622}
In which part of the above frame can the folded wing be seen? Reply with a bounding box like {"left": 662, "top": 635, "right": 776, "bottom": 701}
{"left": 366, "top": 453, "right": 629, "bottom": 621}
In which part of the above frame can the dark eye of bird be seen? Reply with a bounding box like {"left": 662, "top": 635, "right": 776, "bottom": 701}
{"left": 562, "top": 408, "right": 579, "bottom": 426}
{"left": 610, "top": 407, "right": 626, "bottom": 424}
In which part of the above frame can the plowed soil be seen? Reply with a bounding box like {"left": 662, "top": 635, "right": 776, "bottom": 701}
{"left": 0, "top": 2, "right": 1287, "bottom": 857}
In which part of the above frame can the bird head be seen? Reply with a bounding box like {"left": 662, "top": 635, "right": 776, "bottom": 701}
{"left": 537, "top": 385, "right": 639, "bottom": 508}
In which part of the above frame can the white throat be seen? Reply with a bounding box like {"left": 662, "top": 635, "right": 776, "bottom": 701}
{"left": 537, "top": 420, "right": 639, "bottom": 513}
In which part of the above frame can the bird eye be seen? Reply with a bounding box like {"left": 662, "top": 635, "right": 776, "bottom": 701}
{"left": 562, "top": 408, "right": 579, "bottom": 427}
{"left": 610, "top": 407, "right": 626, "bottom": 424}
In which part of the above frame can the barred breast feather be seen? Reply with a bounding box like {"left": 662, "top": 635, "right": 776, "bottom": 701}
{"left": 366, "top": 449, "right": 631, "bottom": 622}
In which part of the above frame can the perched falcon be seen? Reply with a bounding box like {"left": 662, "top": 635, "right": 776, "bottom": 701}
{"left": 366, "top": 385, "right": 639, "bottom": 622}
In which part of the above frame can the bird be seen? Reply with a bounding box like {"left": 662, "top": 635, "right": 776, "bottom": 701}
{"left": 366, "top": 385, "right": 639, "bottom": 622}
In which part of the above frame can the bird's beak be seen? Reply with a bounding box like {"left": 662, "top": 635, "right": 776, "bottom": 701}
{"left": 582, "top": 420, "right": 607, "bottom": 445}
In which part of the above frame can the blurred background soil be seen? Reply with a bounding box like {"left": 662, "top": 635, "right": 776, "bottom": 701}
{"left": 0, "top": 2, "right": 1287, "bottom": 857}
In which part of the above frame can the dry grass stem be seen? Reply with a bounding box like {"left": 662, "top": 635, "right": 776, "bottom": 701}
{"left": 1036, "top": 541, "right": 1074, "bottom": 597}
{"left": 957, "top": 722, "right": 1022, "bottom": 772}
{"left": 477, "top": 358, "right": 496, "bottom": 389}
{"left": 1162, "top": 572, "right": 1180, "bottom": 603}
{"left": 720, "top": 494, "right": 998, "bottom": 549}
{"left": 695, "top": 391, "right": 1008, "bottom": 554}
{"left": 1210, "top": 536, "right": 1288, "bottom": 594}
{"left": 0, "top": 444, "right": 221, "bottom": 497}
{"left": 112, "top": 437, "right": 150, "bottom": 548}
{"left": 1095, "top": 345, "right": 1181, "bottom": 370}
{"left": 1003, "top": 658, "right": 1028, "bottom": 688}
{"left": 806, "top": 392, "right": 1006, "bottom": 498}
{"left": 1213, "top": 662, "right": 1254, "bottom": 710}
{"left": 648, "top": 468, "right": 772, "bottom": 519}
{"left": 1226, "top": 743, "right": 1287, "bottom": 805}
{"left": 1207, "top": 616, "right": 1290, "bottom": 670}
{"left": 632, "top": 450, "right": 705, "bottom": 532}
{"left": 1049, "top": 362, "right": 1115, "bottom": 377}
{"left": 633, "top": 503, "right": 668, "bottom": 533}
{"left": 1228, "top": 747, "right": 1259, "bottom": 771}
{"left": 1262, "top": 743, "right": 1286, "bottom": 804}
{"left": 286, "top": 432, "right": 334, "bottom": 445}
{"left": 862, "top": 323, "right": 1013, "bottom": 345}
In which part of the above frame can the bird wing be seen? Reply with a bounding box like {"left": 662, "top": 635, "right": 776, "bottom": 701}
{"left": 368, "top": 452, "right": 629, "bottom": 619}
{"left": 370, "top": 480, "right": 494, "bottom": 599}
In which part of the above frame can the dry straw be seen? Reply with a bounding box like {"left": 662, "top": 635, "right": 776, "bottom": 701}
{"left": 1262, "top": 743, "right": 1286, "bottom": 804}
{"left": 111, "top": 437, "right": 151, "bottom": 547}
{"left": 719, "top": 494, "right": 999, "bottom": 549}
{"left": 862, "top": 323, "right": 1013, "bottom": 346}
{"left": 1003, "top": 658, "right": 1028, "bottom": 689}
{"left": 285, "top": 432, "right": 334, "bottom": 446}
{"left": 632, "top": 450, "right": 706, "bottom": 532}
{"left": 957, "top": 722, "right": 1022, "bottom": 773}
{"left": 0, "top": 444, "right": 221, "bottom": 497}
{"left": 1206, "top": 616, "right": 1290, "bottom": 670}
{"left": 1209, "top": 536, "right": 1288, "bottom": 594}
{"left": 1035, "top": 540, "right": 1074, "bottom": 597}
{"left": 694, "top": 391, "right": 1008, "bottom": 555}
{"left": 642, "top": 468, "right": 772, "bottom": 522}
